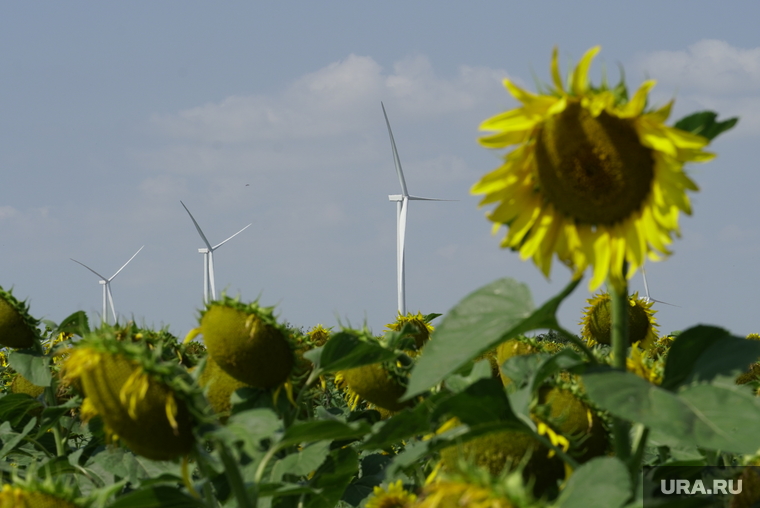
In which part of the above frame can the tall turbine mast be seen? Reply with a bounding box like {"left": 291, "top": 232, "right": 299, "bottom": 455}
{"left": 71, "top": 246, "right": 144, "bottom": 325}
{"left": 382, "top": 102, "right": 453, "bottom": 315}
{"left": 180, "top": 201, "right": 251, "bottom": 304}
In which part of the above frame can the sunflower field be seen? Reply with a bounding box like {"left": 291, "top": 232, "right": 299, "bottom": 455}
{"left": 0, "top": 47, "right": 755, "bottom": 508}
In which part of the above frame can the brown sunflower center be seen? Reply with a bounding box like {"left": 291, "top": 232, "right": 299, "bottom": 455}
{"left": 534, "top": 100, "right": 654, "bottom": 225}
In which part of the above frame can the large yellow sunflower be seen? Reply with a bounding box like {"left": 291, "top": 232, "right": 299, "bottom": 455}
{"left": 473, "top": 46, "right": 715, "bottom": 291}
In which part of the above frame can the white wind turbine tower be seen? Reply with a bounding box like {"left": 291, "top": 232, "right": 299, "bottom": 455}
{"left": 71, "top": 246, "right": 144, "bottom": 325}
{"left": 181, "top": 201, "right": 252, "bottom": 304}
{"left": 382, "top": 102, "right": 453, "bottom": 315}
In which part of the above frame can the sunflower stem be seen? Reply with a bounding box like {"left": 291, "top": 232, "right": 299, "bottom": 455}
{"left": 219, "top": 443, "right": 254, "bottom": 508}
{"left": 43, "top": 382, "right": 66, "bottom": 457}
{"left": 609, "top": 279, "right": 632, "bottom": 464}
{"left": 630, "top": 425, "right": 650, "bottom": 492}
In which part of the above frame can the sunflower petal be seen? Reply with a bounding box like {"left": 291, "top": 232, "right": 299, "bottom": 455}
{"left": 619, "top": 80, "right": 656, "bottom": 118}
{"left": 551, "top": 46, "right": 565, "bottom": 93}
{"left": 571, "top": 46, "right": 601, "bottom": 96}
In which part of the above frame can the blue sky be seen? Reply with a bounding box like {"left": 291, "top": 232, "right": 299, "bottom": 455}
{"left": 1, "top": 2, "right": 759, "bottom": 341}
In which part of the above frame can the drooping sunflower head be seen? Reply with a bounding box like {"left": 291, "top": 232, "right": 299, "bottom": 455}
{"left": 366, "top": 480, "right": 417, "bottom": 508}
{"left": 186, "top": 296, "right": 295, "bottom": 389}
{"left": 473, "top": 46, "right": 717, "bottom": 292}
{"left": 61, "top": 329, "right": 205, "bottom": 461}
{"left": 580, "top": 291, "right": 658, "bottom": 347}
{"left": 385, "top": 311, "right": 435, "bottom": 351}
{"left": 0, "top": 477, "right": 83, "bottom": 508}
{"left": 532, "top": 384, "right": 609, "bottom": 463}
{"left": 335, "top": 360, "right": 413, "bottom": 413}
{"left": 0, "top": 286, "right": 40, "bottom": 349}
{"left": 437, "top": 417, "right": 566, "bottom": 498}
{"left": 416, "top": 467, "right": 538, "bottom": 508}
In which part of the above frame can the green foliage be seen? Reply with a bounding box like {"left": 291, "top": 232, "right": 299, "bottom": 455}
{"left": 674, "top": 111, "right": 739, "bottom": 141}
{"left": 0, "top": 271, "right": 757, "bottom": 508}
{"left": 583, "top": 368, "right": 760, "bottom": 453}
{"left": 107, "top": 486, "right": 207, "bottom": 508}
{"left": 555, "top": 457, "right": 631, "bottom": 508}
{"left": 405, "top": 277, "right": 582, "bottom": 399}
{"left": 9, "top": 350, "right": 51, "bottom": 387}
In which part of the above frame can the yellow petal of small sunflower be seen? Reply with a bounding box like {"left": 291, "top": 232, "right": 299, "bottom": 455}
{"left": 365, "top": 480, "right": 416, "bottom": 508}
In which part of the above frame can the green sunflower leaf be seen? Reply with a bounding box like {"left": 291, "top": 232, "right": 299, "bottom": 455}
{"left": 555, "top": 457, "right": 631, "bottom": 508}
{"left": 8, "top": 350, "right": 51, "bottom": 387}
{"left": 55, "top": 310, "right": 90, "bottom": 337}
{"left": 674, "top": 111, "right": 739, "bottom": 140}
{"left": 582, "top": 368, "right": 760, "bottom": 454}
{"left": 305, "top": 446, "right": 359, "bottom": 508}
{"left": 280, "top": 419, "right": 371, "bottom": 447}
{"left": 304, "top": 330, "right": 397, "bottom": 375}
{"left": 660, "top": 325, "right": 760, "bottom": 391}
{"left": 431, "top": 378, "right": 521, "bottom": 427}
{"left": 0, "top": 394, "right": 41, "bottom": 428}
{"left": 107, "top": 485, "right": 207, "bottom": 508}
{"left": 270, "top": 441, "right": 330, "bottom": 482}
{"left": 404, "top": 277, "right": 580, "bottom": 400}
{"left": 360, "top": 403, "right": 431, "bottom": 450}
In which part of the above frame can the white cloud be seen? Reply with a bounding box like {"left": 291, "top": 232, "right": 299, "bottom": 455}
{"left": 0, "top": 206, "right": 18, "bottom": 221}
{"left": 149, "top": 54, "right": 507, "bottom": 147}
{"left": 634, "top": 40, "right": 760, "bottom": 136}
{"left": 635, "top": 39, "right": 760, "bottom": 94}
{"left": 138, "top": 53, "right": 509, "bottom": 212}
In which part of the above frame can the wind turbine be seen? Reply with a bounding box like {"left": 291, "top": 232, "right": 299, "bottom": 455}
{"left": 71, "top": 246, "right": 144, "bottom": 325}
{"left": 180, "top": 201, "right": 251, "bottom": 304}
{"left": 641, "top": 267, "right": 677, "bottom": 307}
{"left": 382, "top": 102, "right": 453, "bottom": 315}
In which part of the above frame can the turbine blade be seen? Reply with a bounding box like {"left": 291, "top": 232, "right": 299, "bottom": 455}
{"left": 208, "top": 251, "right": 217, "bottom": 301}
{"left": 407, "top": 196, "right": 457, "bottom": 201}
{"left": 71, "top": 258, "right": 108, "bottom": 281}
{"left": 381, "top": 102, "right": 409, "bottom": 197}
{"left": 641, "top": 268, "right": 651, "bottom": 302}
{"left": 107, "top": 283, "right": 117, "bottom": 323}
{"left": 180, "top": 201, "right": 213, "bottom": 249}
{"left": 212, "top": 223, "right": 252, "bottom": 250}
{"left": 110, "top": 245, "right": 144, "bottom": 280}
{"left": 397, "top": 197, "right": 408, "bottom": 315}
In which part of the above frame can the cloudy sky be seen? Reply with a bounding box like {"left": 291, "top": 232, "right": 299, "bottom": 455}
{"left": 1, "top": 2, "right": 758, "bottom": 341}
